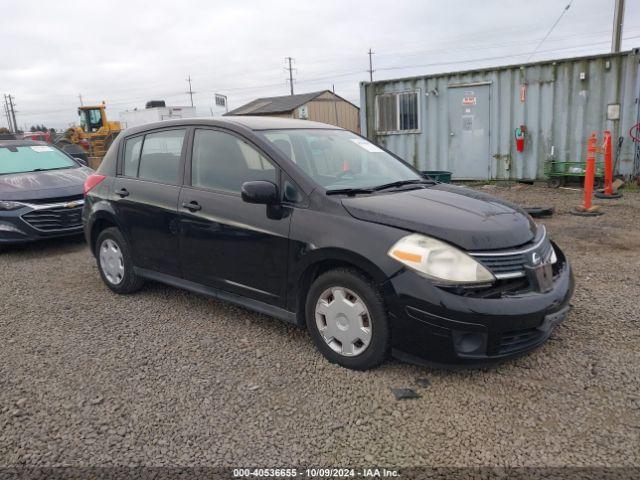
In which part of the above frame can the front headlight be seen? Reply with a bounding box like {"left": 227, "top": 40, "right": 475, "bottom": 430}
{"left": 388, "top": 233, "right": 495, "bottom": 285}
{"left": 0, "top": 201, "right": 26, "bottom": 211}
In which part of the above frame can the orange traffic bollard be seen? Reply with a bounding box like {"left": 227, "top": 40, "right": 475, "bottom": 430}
{"left": 595, "top": 130, "right": 623, "bottom": 199}
{"left": 571, "top": 132, "right": 604, "bottom": 216}
{"left": 583, "top": 133, "right": 596, "bottom": 210}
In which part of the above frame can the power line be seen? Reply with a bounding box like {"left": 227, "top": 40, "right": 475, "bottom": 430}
{"left": 526, "top": 0, "right": 574, "bottom": 63}
{"left": 376, "top": 35, "right": 640, "bottom": 73}
{"left": 13, "top": 32, "right": 640, "bottom": 121}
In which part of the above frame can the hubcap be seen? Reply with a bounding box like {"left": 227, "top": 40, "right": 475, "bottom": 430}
{"left": 99, "top": 239, "right": 125, "bottom": 285}
{"left": 315, "top": 287, "right": 372, "bottom": 357}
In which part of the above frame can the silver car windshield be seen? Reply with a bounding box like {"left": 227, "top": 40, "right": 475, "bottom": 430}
{"left": 259, "top": 129, "right": 421, "bottom": 191}
{"left": 0, "top": 145, "right": 77, "bottom": 175}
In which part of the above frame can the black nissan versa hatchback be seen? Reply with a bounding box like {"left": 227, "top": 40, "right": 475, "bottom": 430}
{"left": 83, "top": 117, "right": 574, "bottom": 370}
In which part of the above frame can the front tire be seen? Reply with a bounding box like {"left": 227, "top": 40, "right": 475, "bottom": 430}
{"left": 95, "top": 227, "right": 144, "bottom": 294}
{"left": 305, "top": 268, "right": 390, "bottom": 370}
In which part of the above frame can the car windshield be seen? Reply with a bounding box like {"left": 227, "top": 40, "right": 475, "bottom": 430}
{"left": 0, "top": 145, "right": 77, "bottom": 175}
{"left": 259, "top": 129, "right": 422, "bottom": 191}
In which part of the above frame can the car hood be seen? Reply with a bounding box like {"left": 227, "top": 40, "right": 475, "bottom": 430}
{"left": 0, "top": 167, "right": 92, "bottom": 201}
{"left": 341, "top": 184, "right": 537, "bottom": 251}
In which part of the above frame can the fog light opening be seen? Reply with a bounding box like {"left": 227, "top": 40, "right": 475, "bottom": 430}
{"left": 452, "top": 331, "right": 487, "bottom": 355}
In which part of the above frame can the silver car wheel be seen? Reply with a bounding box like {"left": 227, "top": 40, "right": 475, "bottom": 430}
{"left": 314, "top": 286, "right": 372, "bottom": 357}
{"left": 99, "top": 238, "right": 125, "bottom": 285}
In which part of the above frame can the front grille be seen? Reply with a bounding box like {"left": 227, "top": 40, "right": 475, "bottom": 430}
{"left": 498, "top": 327, "right": 545, "bottom": 355}
{"left": 22, "top": 205, "right": 83, "bottom": 231}
{"left": 470, "top": 227, "right": 554, "bottom": 280}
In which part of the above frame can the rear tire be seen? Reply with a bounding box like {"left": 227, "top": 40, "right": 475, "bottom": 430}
{"left": 305, "top": 268, "right": 389, "bottom": 370}
{"left": 95, "top": 227, "right": 144, "bottom": 294}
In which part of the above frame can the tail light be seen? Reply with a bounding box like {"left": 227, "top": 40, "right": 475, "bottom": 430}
{"left": 84, "top": 174, "right": 106, "bottom": 196}
{"left": 80, "top": 140, "right": 90, "bottom": 151}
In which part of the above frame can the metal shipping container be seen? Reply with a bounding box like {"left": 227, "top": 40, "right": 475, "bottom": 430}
{"left": 360, "top": 50, "right": 640, "bottom": 180}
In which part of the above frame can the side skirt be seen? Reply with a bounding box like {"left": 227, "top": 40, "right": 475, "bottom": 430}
{"left": 134, "top": 267, "right": 299, "bottom": 325}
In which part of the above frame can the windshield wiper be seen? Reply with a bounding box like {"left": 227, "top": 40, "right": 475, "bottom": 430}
{"left": 30, "top": 167, "right": 72, "bottom": 172}
{"left": 371, "top": 179, "right": 434, "bottom": 191}
{"left": 326, "top": 187, "right": 374, "bottom": 196}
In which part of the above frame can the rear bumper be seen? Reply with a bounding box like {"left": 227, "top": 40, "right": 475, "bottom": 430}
{"left": 383, "top": 251, "right": 574, "bottom": 366}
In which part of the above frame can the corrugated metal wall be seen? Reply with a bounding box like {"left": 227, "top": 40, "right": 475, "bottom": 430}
{"left": 360, "top": 50, "right": 640, "bottom": 180}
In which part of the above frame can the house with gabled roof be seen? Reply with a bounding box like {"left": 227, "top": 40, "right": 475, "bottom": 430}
{"left": 225, "top": 90, "right": 360, "bottom": 133}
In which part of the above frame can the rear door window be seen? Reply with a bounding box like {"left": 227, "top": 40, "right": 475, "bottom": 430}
{"left": 137, "top": 129, "right": 186, "bottom": 184}
{"left": 123, "top": 136, "right": 143, "bottom": 177}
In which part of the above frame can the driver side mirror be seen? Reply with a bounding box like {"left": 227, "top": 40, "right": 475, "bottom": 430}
{"left": 241, "top": 181, "right": 279, "bottom": 205}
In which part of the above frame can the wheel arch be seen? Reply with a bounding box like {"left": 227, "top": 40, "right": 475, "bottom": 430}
{"left": 87, "top": 205, "right": 127, "bottom": 256}
{"left": 291, "top": 248, "right": 395, "bottom": 327}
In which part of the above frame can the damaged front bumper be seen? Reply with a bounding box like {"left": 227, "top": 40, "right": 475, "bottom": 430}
{"left": 382, "top": 246, "right": 575, "bottom": 367}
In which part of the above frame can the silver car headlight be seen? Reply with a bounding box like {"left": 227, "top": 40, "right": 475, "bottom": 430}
{"left": 0, "top": 201, "right": 26, "bottom": 211}
{"left": 388, "top": 234, "right": 495, "bottom": 284}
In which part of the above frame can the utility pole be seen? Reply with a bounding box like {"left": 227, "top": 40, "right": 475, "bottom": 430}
{"left": 285, "top": 57, "right": 295, "bottom": 95}
{"left": 78, "top": 94, "right": 84, "bottom": 106}
{"left": 8, "top": 95, "right": 18, "bottom": 134}
{"left": 186, "top": 75, "right": 195, "bottom": 107}
{"left": 367, "top": 48, "right": 375, "bottom": 82}
{"left": 3, "top": 95, "right": 13, "bottom": 132}
{"left": 612, "top": 0, "right": 625, "bottom": 53}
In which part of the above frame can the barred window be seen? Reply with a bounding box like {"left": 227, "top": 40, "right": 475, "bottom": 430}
{"left": 375, "top": 91, "right": 420, "bottom": 133}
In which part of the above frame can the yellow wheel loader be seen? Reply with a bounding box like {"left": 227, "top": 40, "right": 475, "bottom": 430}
{"left": 57, "top": 103, "right": 121, "bottom": 169}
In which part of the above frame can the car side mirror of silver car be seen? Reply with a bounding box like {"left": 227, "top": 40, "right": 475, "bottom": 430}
{"left": 241, "top": 181, "right": 279, "bottom": 205}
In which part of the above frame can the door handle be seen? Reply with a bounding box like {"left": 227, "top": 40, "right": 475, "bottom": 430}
{"left": 182, "top": 201, "right": 202, "bottom": 212}
{"left": 116, "top": 188, "right": 129, "bottom": 198}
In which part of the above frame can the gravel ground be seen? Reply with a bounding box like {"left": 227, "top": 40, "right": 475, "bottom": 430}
{"left": 0, "top": 184, "right": 639, "bottom": 468}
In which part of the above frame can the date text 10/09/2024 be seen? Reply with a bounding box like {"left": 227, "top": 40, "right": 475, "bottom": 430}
{"left": 232, "top": 468, "right": 400, "bottom": 478}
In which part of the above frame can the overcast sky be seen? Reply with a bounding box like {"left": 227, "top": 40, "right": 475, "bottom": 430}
{"left": 1, "top": 0, "right": 639, "bottom": 130}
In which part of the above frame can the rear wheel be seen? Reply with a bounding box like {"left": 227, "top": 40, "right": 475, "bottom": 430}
{"left": 95, "top": 227, "right": 144, "bottom": 294}
{"left": 305, "top": 268, "right": 389, "bottom": 370}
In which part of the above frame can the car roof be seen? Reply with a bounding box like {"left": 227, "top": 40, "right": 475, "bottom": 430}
{"left": 0, "top": 139, "right": 49, "bottom": 148}
{"left": 121, "top": 116, "right": 342, "bottom": 137}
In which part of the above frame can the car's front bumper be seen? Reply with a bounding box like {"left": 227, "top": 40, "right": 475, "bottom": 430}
{"left": 383, "top": 249, "right": 574, "bottom": 366}
{"left": 0, "top": 201, "right": 85, "bottom": 244}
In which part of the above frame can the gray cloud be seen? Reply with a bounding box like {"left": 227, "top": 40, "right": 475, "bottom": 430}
{"left": 1, "top": 0, "right": 638, "bottom": 129}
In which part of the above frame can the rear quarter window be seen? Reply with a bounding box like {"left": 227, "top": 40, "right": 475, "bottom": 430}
{"left": 123, "top": 136, "right": 143, "bottom": 177}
